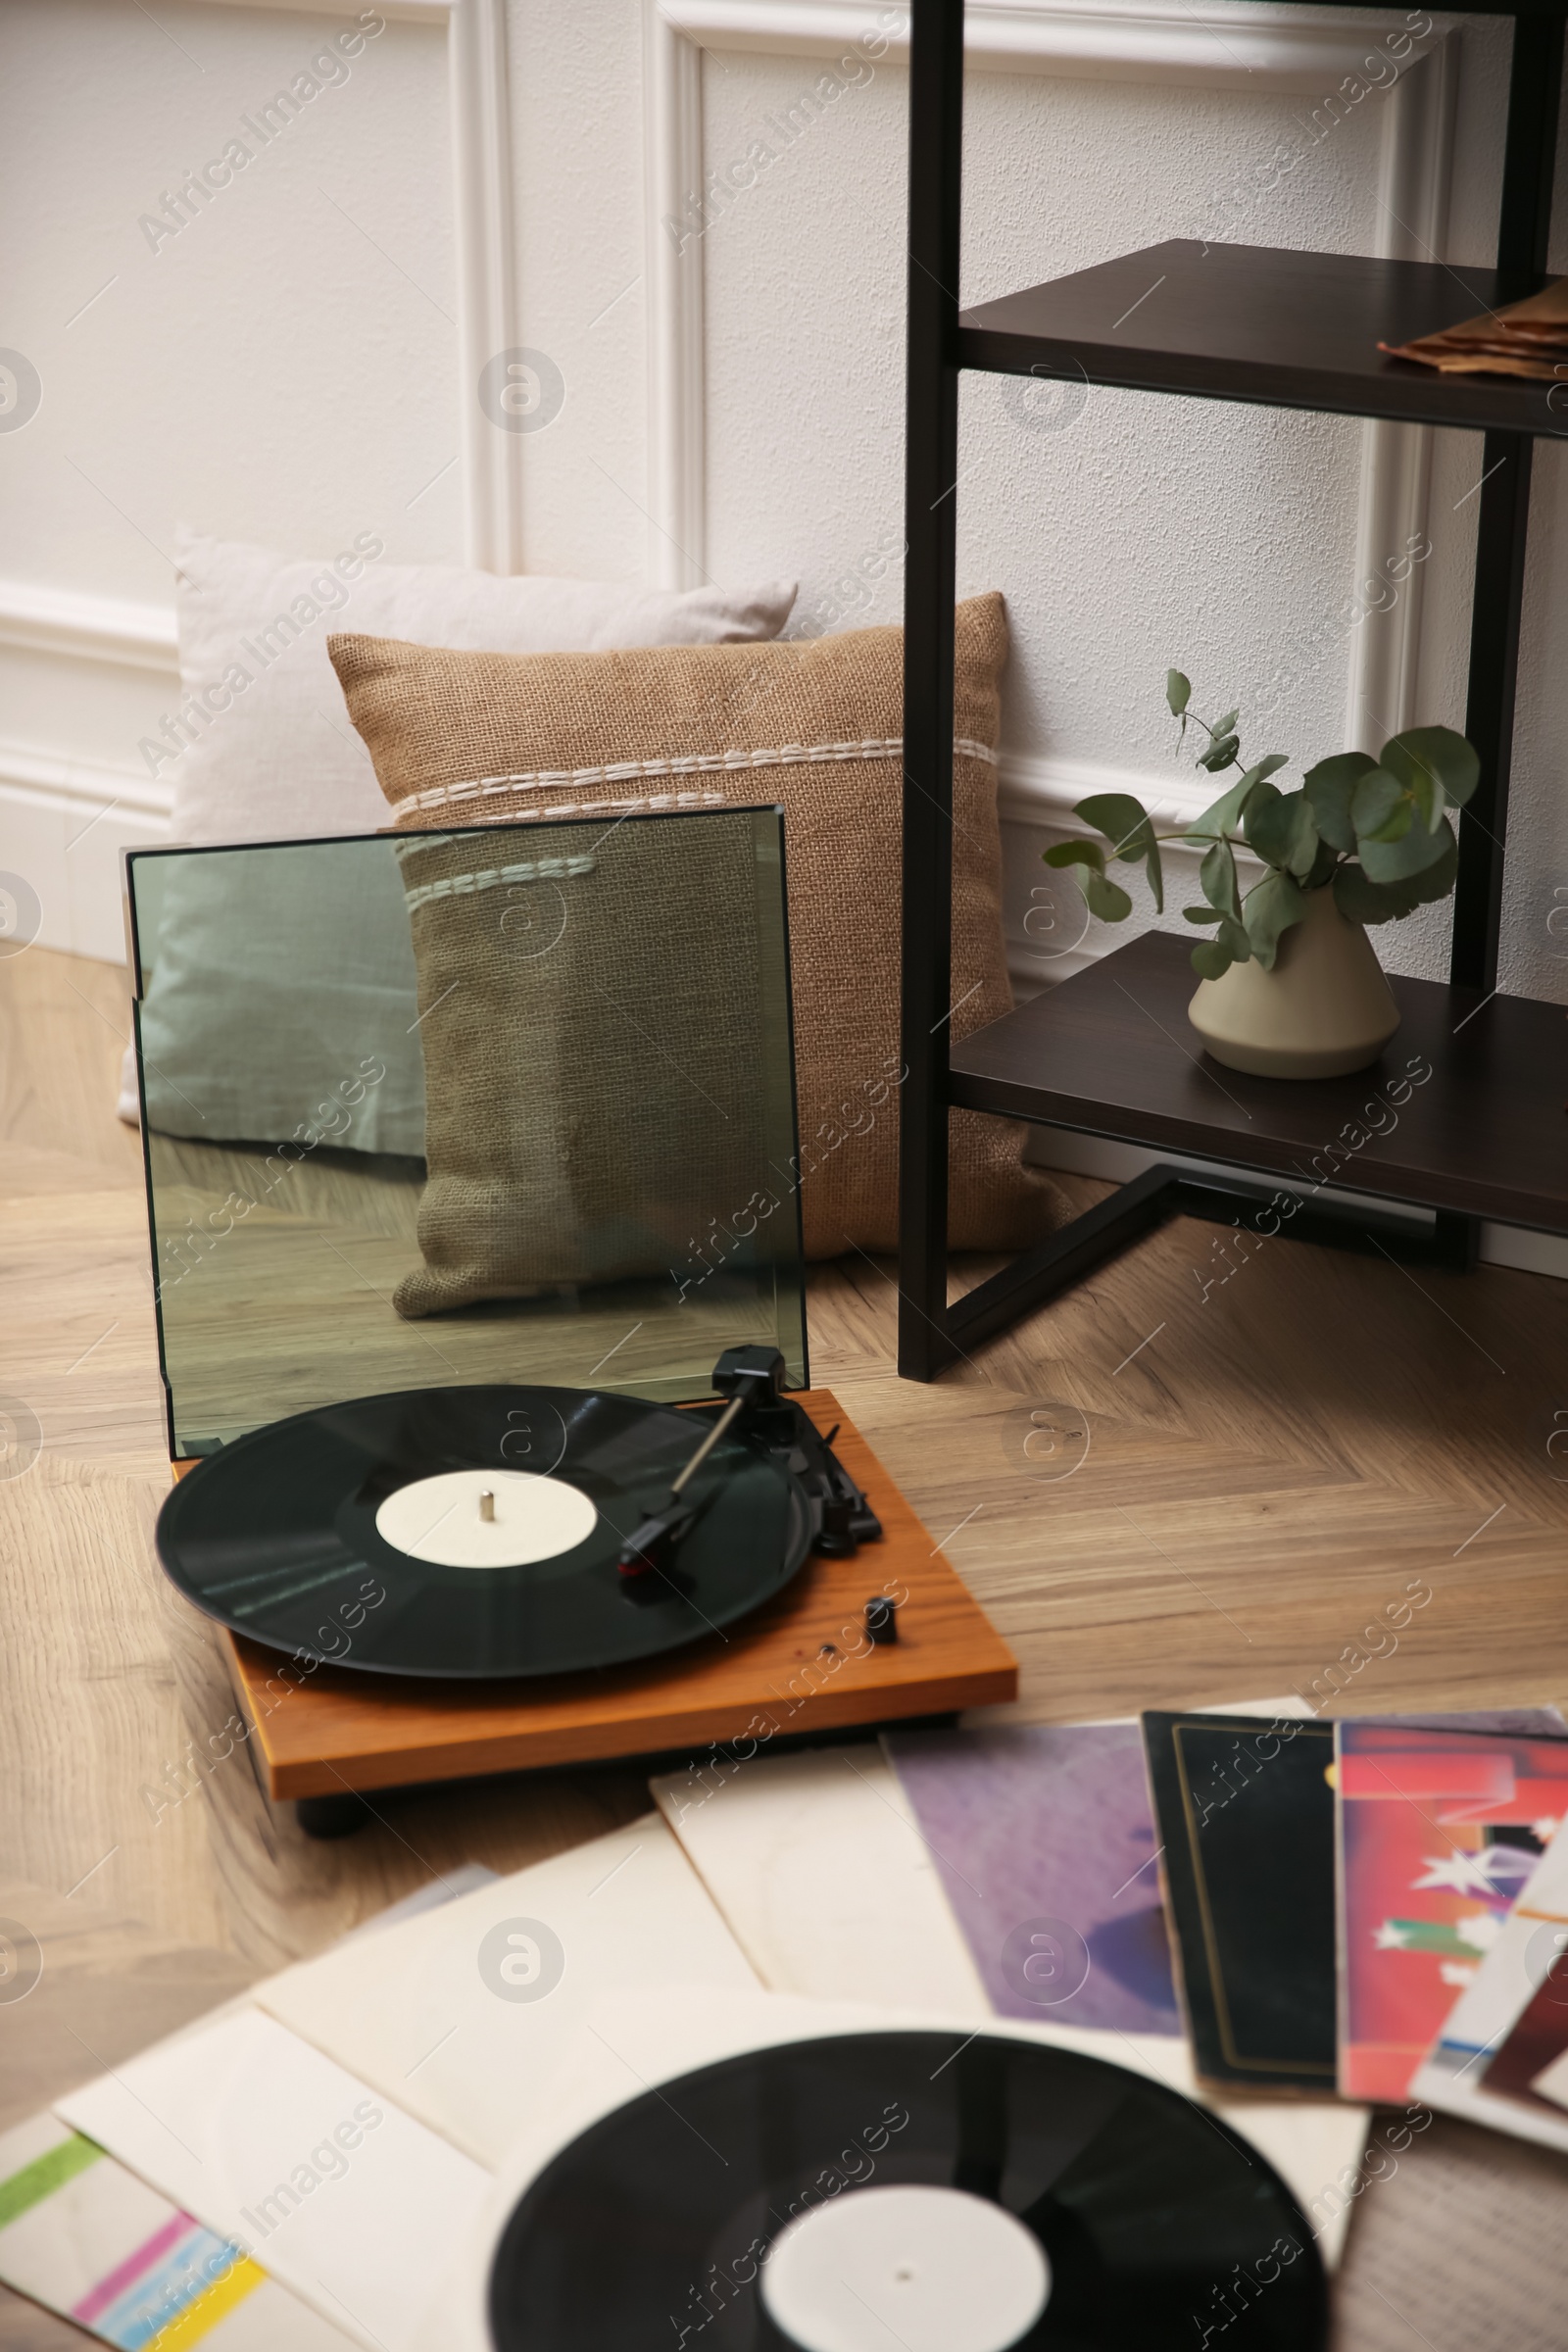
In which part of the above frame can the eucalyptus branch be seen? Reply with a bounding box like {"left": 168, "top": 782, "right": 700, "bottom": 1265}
{"left": 1044, "top": 669, "right": 1480, "bottom": 982}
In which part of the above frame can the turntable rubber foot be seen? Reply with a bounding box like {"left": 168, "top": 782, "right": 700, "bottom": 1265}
{"left": 296, "top": 1792, "right": 372, "bottom": 1840}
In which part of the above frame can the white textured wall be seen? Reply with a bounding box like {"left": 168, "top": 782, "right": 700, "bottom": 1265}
{"left": 2, "top": 2, "right": 457, "bottom": 589}
{"left": 0, "top": 0, "right": 1558, "bottom": 1019}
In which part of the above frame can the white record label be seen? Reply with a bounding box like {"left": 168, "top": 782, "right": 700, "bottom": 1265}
{"left": 374, "top": 1468, "right": 597, "bottom": 1569}
{"left": 760, "top": 2182, "right": 1051, "bottom": 2352}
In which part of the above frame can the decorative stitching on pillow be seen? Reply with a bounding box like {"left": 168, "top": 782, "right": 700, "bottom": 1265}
{"left": 402, "top": 853, "right": 597, "bottom": 914}
{"left": 387, "top": 736, "right": 999, "bottom": 816}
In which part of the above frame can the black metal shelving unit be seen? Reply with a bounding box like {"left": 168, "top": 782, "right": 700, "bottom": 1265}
{"left": 899, "top": 0, "right": 1568, "bottom": 1380}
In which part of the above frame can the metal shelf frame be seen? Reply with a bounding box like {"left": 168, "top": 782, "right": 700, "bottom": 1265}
{"left": 898, "top": 0, "right": 1565, "bottom": 1380}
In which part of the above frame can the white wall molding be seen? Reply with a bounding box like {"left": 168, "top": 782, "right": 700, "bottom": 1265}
{"left": 662, "top": 2, "right": 1455, "bottom": 91}
{"left": 649, "top": 0, "right": 1454, "bottom": 641}
{"left": 0, "top": 744, "right": 171, "bottom": 966}
{"left": 645, "top": 4, "right": 710, "bottom": 588}
{"left": 450, "top": 0, "right": 522, "bottom": 571}
{"left": 3, "top": 0, "right": 518, "bottom": 957}
{"left": 194, "top": 2, "right": 455, "bottom": 20}
{"left": 6, "top": 0, "right": 518, "bottom": 678}
{"left": 1348, "top": 25, "right": 1456, "bottom": 751}
{"left": 0, "top": 579, "right": 177, "bottom": 674}
{"left": 194, "top": 0, "right": 518, "bottom": 571}
{"left": 0, "top": 738, "right": 172, "bottom": 823}
{"left": 999, "top": 745, "right": 1224, "bottom": 838}
{"left": 648, "top": 0, "right": 1457, "bottom": 936}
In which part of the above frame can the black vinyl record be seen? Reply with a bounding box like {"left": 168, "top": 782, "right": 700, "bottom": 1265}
{"left": 488, "top": 2032, "right": 1328, "bottom": 2352}
{"left": 156, "top": 1384, "right": 811, "bottom": 1679}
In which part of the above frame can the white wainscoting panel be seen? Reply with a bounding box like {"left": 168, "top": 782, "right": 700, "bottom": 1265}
{"left": 1, "top": 0, "right": 514, "bottom": 958}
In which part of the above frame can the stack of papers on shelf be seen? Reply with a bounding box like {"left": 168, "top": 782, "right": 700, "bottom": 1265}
{"left": 1382, "top": 276, "right": 1568, "bottom": 380}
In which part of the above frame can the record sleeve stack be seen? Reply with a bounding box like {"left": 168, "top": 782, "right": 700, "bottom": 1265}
{"left": 12, "top": 1708, "right": 1568, "bottom": 2351}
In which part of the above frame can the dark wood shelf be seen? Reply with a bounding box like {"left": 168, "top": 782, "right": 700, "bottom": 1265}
{"left": 959, "top": 242, "right": 1565, "bottom": 438}
{"left": 949, "top": 933, "right": 1568, "bottom": 1235}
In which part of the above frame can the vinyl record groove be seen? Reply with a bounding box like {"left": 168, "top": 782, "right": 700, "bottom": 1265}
{"left": 487, "top": 2032, "right": 1329, "bottom": 2351}
{"left": 157, "top": 1384, "right": 811, "bottom": 1679}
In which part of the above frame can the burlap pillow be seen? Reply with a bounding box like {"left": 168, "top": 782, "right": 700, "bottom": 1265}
{"left": 387, "top": 816, "right": 791, "bottom": 1315}
{"left": 329, "top": 596, "right": 1064, "bottom": 1260}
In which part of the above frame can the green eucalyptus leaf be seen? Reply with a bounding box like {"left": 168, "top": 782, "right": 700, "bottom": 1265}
{"left": 1166, "top": 669, "right": 1191, "bottom": 716}
{"left": 1401, "top": 816, "right": 1459, "bottom": 905}
{"left": 1302, "top": 751, "right": 1375, "bottom": 853}
{"left": 1382, "top": 725, "right": 1481, "bottom": 811}
{"left": 1243, "top": 867, "right": 1306, "bottom": 971}
{"left": 1211, "top": 709, "right": 1240, "bottom": 741}
{"left": 1245, "top": 787, "right": 1318, "bottom": 877}
{"left": 1075, "top": 793, "right": 1152, "bottom": 858}
{"left": 1302, "top": 837, "right": 1342, "bottom": 892}
{"left": 1185, "top": 760, "right": 1278, "bottom": 846}
{"left": 1183, "top": 905, "right": 1225, "bottom": 923}
{"left": 1284, "top": 798, "right": 1321, "bottom": 876}
{"left": 1199, "top": 733, "right": 1241, "bottom": 773}
{"left": 1333, "top": 860, "right": 1412, "bottom": 925}
{"left": 1074, "top": 793, "right": 1163, "bottom": 913}
{"left": 1408, "top": 768, "right": 1444, "bottom": 834}
{"left": 1216, "top": 917, "right": 1253, "bottom": 964}
{"left": 1239, "top": 778, "right": 1280, "bottom": 843}
{"left": 1200, "top": 839, "right": 1242, "bottom": 922}
{"left": 1350, "top": 766, "right": 1405, "bottom": 841}
{"left": 1081, "top": 868, "right": 1134, "bottom": 923}
{"left": 1043, "top": 838, "right": 1105, "bottom": 874}
{"left": 1336, "top": 819, "right": 1459, "bottom": 923}
{"left": 1359, "top": 814, "right": 1453, "bottom": 883}
{"left": 1191, "top": 939, "right": 1235, "bottom": 981}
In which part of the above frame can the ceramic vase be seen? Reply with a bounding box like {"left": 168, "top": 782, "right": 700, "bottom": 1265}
{"left": 1188, "top": 882, "right": 1400, "bottom": 1079}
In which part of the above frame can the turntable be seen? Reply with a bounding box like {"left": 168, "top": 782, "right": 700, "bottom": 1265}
{"left": 126, "top": 808, "right": 1016, "bottom": 1833}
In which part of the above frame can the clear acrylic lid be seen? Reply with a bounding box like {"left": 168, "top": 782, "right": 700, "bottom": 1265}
{"left": 127, "top": 808, "right": 807, "bottom": 1457}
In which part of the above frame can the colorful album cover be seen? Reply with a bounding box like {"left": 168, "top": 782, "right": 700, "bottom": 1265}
{"left": 0, "top": 2112, "right": 350, "bottom": 2347}
{"left": 1479, "top": 1972, "right": 1568, "bottom": 2112}
{"left": 1337, "top": 1721, "right": 1568, "bottom": 2103}
{"left": 1412, "top": 1811, "right": 1568, "bottom": 2152}
{"left": 884, "top": 1722, "right": 1182, "bottom": 2033}
{"left": 1141, "top": 1711, "right": 1338, "bottom": 2092}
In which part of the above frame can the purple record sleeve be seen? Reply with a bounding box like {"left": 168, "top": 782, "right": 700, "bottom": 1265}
{"left": 885, "top": 1722, "right": 1181, "bottom": 2034}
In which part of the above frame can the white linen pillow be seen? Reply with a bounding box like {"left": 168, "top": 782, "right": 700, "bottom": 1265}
{"left": 121, "top": 531, "right": 796, "bottom": 1122}
{"left": 155, "top": 526, "right": 797, "bottom": 843}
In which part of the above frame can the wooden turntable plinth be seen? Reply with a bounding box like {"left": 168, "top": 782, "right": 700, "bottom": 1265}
{"left": 204, "top": 1391, "right": 1017, "bottom": 1800}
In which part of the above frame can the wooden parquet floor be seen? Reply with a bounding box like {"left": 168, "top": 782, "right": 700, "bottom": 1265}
{"left": 2, "top": 943, "right": 1566, "bottom": 2343}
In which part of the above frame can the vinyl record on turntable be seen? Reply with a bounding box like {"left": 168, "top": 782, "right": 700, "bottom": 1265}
{"left": 485, "top": 2031, "right": 1328, "bottom": 2351}
{"left": 156, "top": 1383, "right": 811, "bottom": 1679}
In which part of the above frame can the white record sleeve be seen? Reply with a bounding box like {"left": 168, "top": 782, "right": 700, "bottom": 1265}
{"left": 54, "top": 2007, "right": 488, "bottom": 2352}
{"left": 652, "top": 1743, "right": 1368, "bottom": 2265}
{"left": 254, "top": 1813, "right": 760, "bottom": 2168}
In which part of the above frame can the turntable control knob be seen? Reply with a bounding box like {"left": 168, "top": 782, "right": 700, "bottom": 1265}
{"left": 864, "top": 1595, "right": 899, "bottom": 1644}
{"left": 479, "top": 1489, "right": 496, "bottom": 1523}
